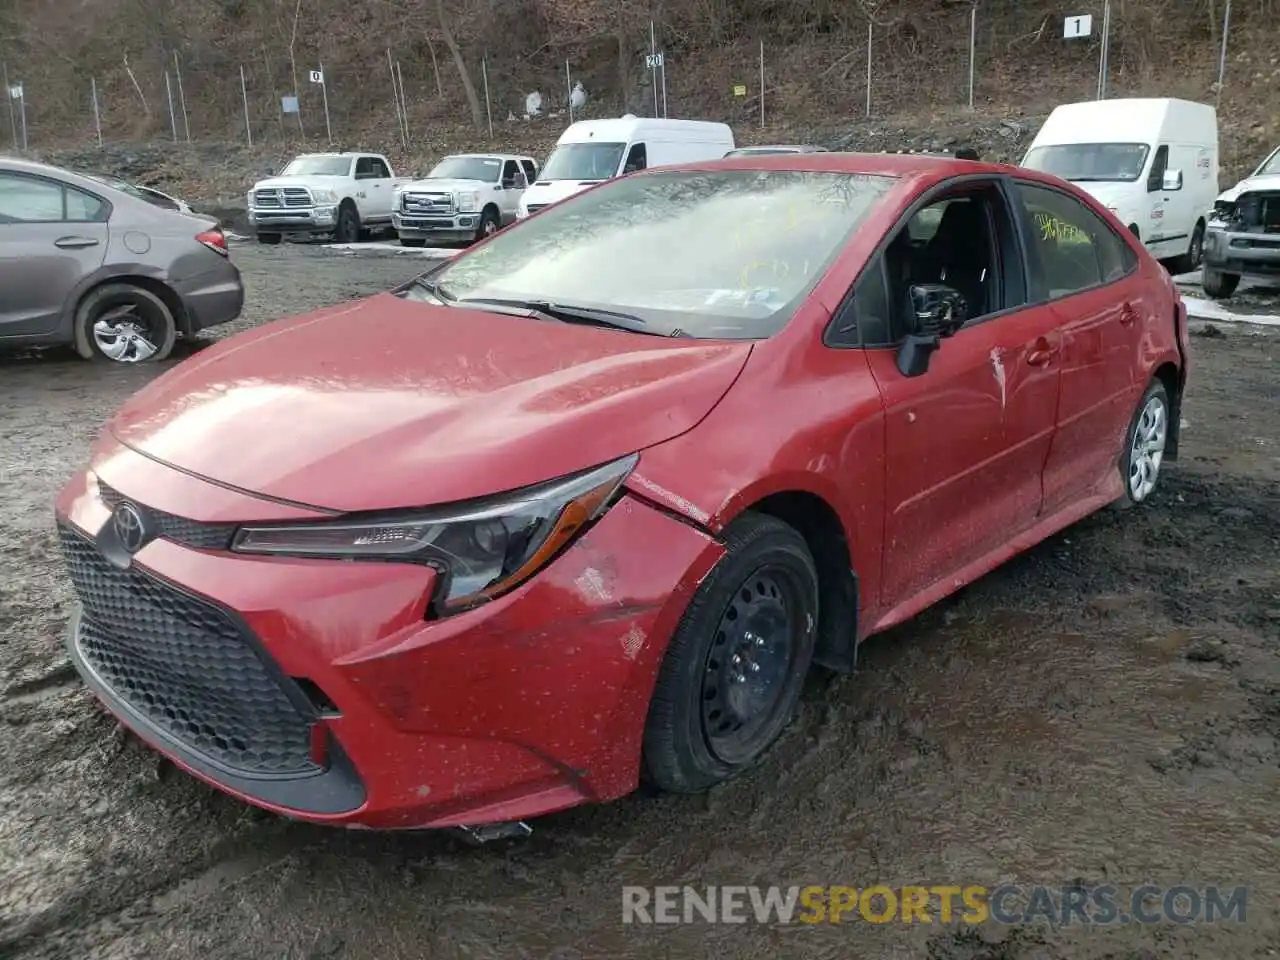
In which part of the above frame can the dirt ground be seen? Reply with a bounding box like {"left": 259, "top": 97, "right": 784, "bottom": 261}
{"left": 1, "top": 244, "right": 1277, "bottom": 960}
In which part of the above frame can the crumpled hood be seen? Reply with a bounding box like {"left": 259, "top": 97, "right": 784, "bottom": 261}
{"left": 107, "top": 294, "right": 752, "bottom": 513}
{"left": 1216, "top": 173, "right": 1280, "bottom": 204}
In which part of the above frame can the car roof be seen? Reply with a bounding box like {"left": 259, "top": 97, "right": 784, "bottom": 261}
{"left": 0, "top": 156, "right": 202, "bottom": 222}
{"left": 652, "top": 151, "right": 1016, "bottom": 180}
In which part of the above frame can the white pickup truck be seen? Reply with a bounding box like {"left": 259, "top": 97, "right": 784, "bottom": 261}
{"left": 246, "top": 152, "right": 410, "bottom": 244}
{"left": 392, "top": 153, "right": 539, "bottom": 246}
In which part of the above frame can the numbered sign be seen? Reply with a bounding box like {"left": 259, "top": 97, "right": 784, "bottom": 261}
{"left": 1064, "top": 14, "right": 1092, "bottom": 38}
{"left": 8, "top": 84, "right": 22, "bottom": 100}
{"left": 645, "top": 53, "right": 664, "bottom": 69}
{"left": 309, "top": 69, "right": 324, "bottom": 84}
{"left": 733, "top": 84, "right": 747, "bottom": 96}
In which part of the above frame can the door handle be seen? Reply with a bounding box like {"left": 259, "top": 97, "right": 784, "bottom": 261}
{"left": 1026, "top": 342, "right": 1055, "bottom": 367}
{"left": 1119, "top": 303, "right": 1138, "bottom": 326}
{"left": 54, "top": 236, "right": 99, "bottom": 249}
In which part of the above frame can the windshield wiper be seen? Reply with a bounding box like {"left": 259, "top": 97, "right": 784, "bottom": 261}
{"left": 407, "top": 276, "right": 455, "bottom": 302}
{"left": 455, "top": 297, "right": 649, "bottom": 332}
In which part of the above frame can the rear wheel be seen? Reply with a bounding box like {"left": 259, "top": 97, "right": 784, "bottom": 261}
{"left": 1201, "top": 268, "right": 1240, "bottom": 300}
{"left": 642, "top": 513, "right": 819, "bottom": 793}
{"left": 1168, "top": 219, "right": 1205, "bottom": 275}
{"left": 1113, "top": 380, "right": 1170, "bottom": 509}
{"left": 73, "top": 283, "right": 177, "bottom": 363}
{"left": 256, "top": 233, "right": 282, "bottom": 245}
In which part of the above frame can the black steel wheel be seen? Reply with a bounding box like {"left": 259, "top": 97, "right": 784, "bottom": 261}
{"left": 642, "top": 512, "right": 819, "bottom": 793}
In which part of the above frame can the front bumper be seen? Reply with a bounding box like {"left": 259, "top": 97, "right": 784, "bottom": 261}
{"left": 54, "top": 446, "right": 722, "bottom": 829}
{"left": 248, "top": 206, "right": 337, "bottom": 236}
{"left": 171, "top": 263, "right": 244, "bottom": 333}
{"left": 392, "top": 211, "right": 481, "bottom": 242}
{"left": 1202, "top": 226, "right": 1280, "bottom": 279}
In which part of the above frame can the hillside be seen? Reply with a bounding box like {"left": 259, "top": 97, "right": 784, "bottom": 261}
{"left": 3, "top": 0, "right": 1279, "bottom": 207}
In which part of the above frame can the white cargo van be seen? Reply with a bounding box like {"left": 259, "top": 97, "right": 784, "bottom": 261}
{"left": 1020, "top": 98, "right": 1219, "bottom": 273}
{"left": 516, "top": 116, "right": 735, "bottom": 220}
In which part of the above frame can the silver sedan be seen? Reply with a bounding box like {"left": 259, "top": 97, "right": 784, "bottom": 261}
{"left": 0, "top": 157, "right": 244, "bottom": 362}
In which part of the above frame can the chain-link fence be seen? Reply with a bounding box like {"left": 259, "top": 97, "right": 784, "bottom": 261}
{"left": 0, "top": 1, "right": 1251, "bottom": 153}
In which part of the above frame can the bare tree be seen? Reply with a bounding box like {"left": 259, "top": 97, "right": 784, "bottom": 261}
{"left": 436, "top": 0, "right": 484, "bottom": 130}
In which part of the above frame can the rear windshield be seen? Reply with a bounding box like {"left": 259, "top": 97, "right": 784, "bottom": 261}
{"left": 1022, "top": 143, "right": 1150, "bottom": 182}
{"left": 538, "top": 142, "right": 626, "bottom": 181}
{"left": 428, "top": 169, "right": 894, "bottom": 340}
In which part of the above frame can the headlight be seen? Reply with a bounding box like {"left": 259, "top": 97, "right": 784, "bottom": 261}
{"left": 311, "top": 188, "right": 339, "bottom": 204}
{"left": 231, "top": 454, "right": 638, "bottom": 612}
{"left": 246, "top": 191, "right": 254, "bottom": 207}
{"left": 456, "top": 190, "right": 479, "bottom": 213}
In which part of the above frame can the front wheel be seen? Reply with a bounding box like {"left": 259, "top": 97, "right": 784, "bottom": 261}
{"left": 334, "top": 203, "right": 361, "bottom": 244}
{"left": 1201, "top": 268, "right": 1240, "bottom": 300}
{"left": 473, "top": 208, "right": 500, "bottom": 243}
{"left": 399, "top": 237, "right": 426, "bottom": 248}
{"left": 1114, "top": 380, "right": 1170, "bottom": 509}
{"left": 256, "top": 233, "right": 282, "bottom": 245}
{"left": 642, "top": 513, "right": 819, "bottom": 793}
{"left": 1168, "top": 219, "right": 1205, "bottom": 275}
{"left": 73, "top": 283, "right": 177, "bottom": 363}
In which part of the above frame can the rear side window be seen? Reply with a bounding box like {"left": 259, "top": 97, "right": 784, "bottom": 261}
{"left": 1015, "top": 182, "right": 1134, "bottom": 302}
{"left": 0, "top": 172, "right": 107, "bottom": 223}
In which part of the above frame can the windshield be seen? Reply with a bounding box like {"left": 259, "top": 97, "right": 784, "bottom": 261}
{"left": 1022, "top": 143, "right": 1150, "bottom": 182}
{"left": 427, "top": 156, "right": 502, "bottom": 182}
{"left": 1256, "top": 148, "right": 1280, "bottom": 177}
{"left": 429, "top": 169, "right": 894, "bottom": 339}
{"left": 538, "top": 142, "right": 626, "bottom": 181}
{"left": 281, "top": 156, "right": 351, "bottom": 176}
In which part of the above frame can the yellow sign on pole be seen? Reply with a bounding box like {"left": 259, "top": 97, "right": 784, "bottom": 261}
{"left": 733, "top": 84, "right": 747, "bottom": 96}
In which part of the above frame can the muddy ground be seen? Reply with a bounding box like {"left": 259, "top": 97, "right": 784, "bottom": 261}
{"left": 1, "top": 244, "right": 1278, "bottom": 960}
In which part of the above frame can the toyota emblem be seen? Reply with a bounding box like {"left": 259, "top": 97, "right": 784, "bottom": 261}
{"left": 112, "top": 501, "right": 148, "bottom": 554}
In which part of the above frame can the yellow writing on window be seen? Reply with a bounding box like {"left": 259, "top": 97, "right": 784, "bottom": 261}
{"left": 1033, "top": 210, "right": 1088, "bottom": 245}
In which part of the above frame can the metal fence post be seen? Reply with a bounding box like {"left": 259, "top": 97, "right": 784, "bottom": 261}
{"left": 566, "top": 59, "right": 573, "bottom": 122}
{"left": 174, "top": 51, "right": 190, "bottom": 142}
{"left": 865, "top": 21, "right": 873, "bottom": 117}
{"left": 759, "top": 40, "right": 765, "bottom": 128}
{"left": 396, "top": 61, "right": 408, "bottom": 142}
{"left": 165, "top": 71, "right": 177, "bottom": 140}
{"left": 481, "top": 57, "right": 493, "bottom": 140}
{"left": 240, "top": 65, "right": 252, "bottom": 146}
{"left": 650, "top": 21, "right": 659, "bottom": 116}
{"left": 319, "top": 62, "right": 332, "bottom": 142}
{"left": 91, "top": 76, "right": 102, "bottom": 146}
{"left": 967, "top": 4, "right": 977, "bottom": 109}
{"left": 1216, "top": 0, "right": 1232, "bottom": 105}
{"left": 2, "top": 63, "right": 15, "bottom": 147}
{"left": 388, "top": 48, "right": 405, "bottom": 145}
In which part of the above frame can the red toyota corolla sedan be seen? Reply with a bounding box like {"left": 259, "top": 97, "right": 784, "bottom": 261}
{"left": 55, "top": 153, "right": 1190, "bottom": 831}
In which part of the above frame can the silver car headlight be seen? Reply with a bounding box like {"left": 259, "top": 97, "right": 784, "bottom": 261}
{"left": 311, "top": 187, "right": 339, "bottom": 204}
{"left": 231, "top": 454, "right": 638, "bottom": 612}
{"left": 456, "top": 190, "right": 479, "bottom": 213}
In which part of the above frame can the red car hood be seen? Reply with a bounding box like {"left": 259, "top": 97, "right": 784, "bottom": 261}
{"left": 108, "top": 293, "right": 752, "bottom": 512}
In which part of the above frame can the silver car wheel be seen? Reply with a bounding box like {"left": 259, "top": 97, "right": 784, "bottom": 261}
{"left": 1128, "top": 393, "right": 1167, "bottom": 502}
{"left": 93, "top": 304, "right": 159, "bottom": 363}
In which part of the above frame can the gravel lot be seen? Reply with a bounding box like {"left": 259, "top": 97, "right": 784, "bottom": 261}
{"left": 1, "top": 244, "right": 1278, "bottom": 960}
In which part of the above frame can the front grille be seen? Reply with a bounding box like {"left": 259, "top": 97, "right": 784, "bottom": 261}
{"left": 97, "top": 483, "right": 237, "bottom": 551}
{"left": 60, "top": 525, "right": 318, "bottom": 777}
{"left": 253, "top": 187, "right": 312, "bottom": 209}
{"left": 401, "top": 191, "right": 454, "bottom": 215}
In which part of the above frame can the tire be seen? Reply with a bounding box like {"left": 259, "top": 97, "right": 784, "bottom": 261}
{"left": 334, "top": 202, "right": 361, "bottom": 244}
{"left": 473, "top": 207, "right": 500, "bottom": 243}
{"left": 256, "top": 233, "right": 282, "bottom": 245}
{"left": 1168, "top": 219, "right": 1205, "bottom": 275}
{"left": 642, "top": 512, "right": 820, "bottom": 793}
{"left": 399, "top": 237, "right": 426, "bottom": 248}
{"left": 1113, "top": 379, "right": 1170, "bottom": 510}
{"left": 72, "top": 283, "right": 177, "bottom": 364}
{"left": 1201, "top": 268, "right": 1240, "bottom": 300}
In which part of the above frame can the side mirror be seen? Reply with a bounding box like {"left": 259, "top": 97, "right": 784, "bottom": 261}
{"left": 265, "top": 167, "right": 276, "bottom": 177}
{"left": 1162, "top": 169, "right": 1183, "bottom": 191}
{"left": 896, "top": 284, "right": 970, "bottom": 378}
